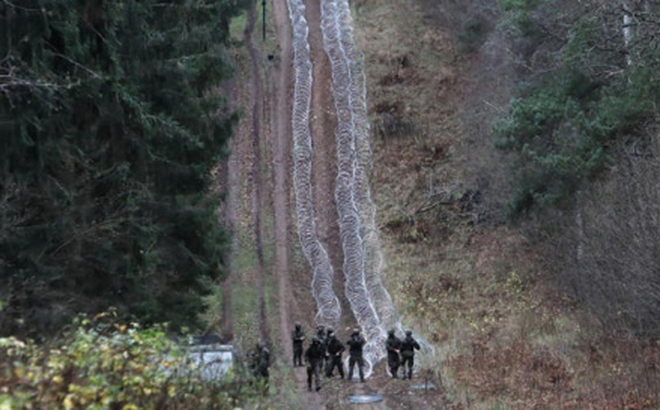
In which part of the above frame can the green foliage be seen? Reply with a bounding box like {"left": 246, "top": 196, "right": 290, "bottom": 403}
{"left": 0, "top": 313, "right": 259, "bottom": 409}
{"left": 0, "top": 0, "right": 247, "bottom": 336}
{"left": 494, "top": 6, "right": 660, "bottom": 218}
{"left": 498, "top": 0, "right": 543, "bottom": 35}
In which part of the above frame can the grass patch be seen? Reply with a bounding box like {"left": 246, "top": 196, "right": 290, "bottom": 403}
{"left": 229, "top": 10, "right": 248, "bottom": 43}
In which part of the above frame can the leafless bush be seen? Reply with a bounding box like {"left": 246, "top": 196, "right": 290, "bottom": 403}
{"left": 539, "top": 129, "right": 660, "bottom": 335}
{"left": 417, "top": 0, "right": 499, "bottom": 52}
{"left": 454, "top": 24, "right": 517, "bottom": 225}
{"left": 372, "top": 112, "right": 417, "bottom": 140}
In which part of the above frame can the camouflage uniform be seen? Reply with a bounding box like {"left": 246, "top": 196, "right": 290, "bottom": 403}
{"left": 385, "top": 329, "right": 402, "bottom": 378}
{"left": 400, "top": 330, "right": 420, "bottom": 379}
{"left": 346, "top": 329, "right": 366, "bottom": 382}
{"left": 315, "top": 325, "right": 327, "bottom": 369}
{"left": 305, "top": 337, "right": 325, "bottom": 391}
{"left": 246, "top": 342, "right": 270, "bottom": 395}
{"left": 292, "top": 322, "right": 306, "bottom": 366}
{"left": 324, "top": 329, "right": 345, "bottom": 378}
{"left": 254, "top": 342, "right": 271, "bottom": 381}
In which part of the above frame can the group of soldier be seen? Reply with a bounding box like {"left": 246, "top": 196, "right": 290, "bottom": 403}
{"left": 386, "top": 328, "right": 421, "bottom": 380}
{"left": 292, "top": 322, "right": 421, "bottom": 392}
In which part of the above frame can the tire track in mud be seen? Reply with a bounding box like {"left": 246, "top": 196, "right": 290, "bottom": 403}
{"left": 245, "top": 4, "right": 271, "bottom": 347}
{"left": 271, "top": 0, "right": 328, "bottom": 408}
{"left": 270, "top": 0, "right": 296, "bottom": 368}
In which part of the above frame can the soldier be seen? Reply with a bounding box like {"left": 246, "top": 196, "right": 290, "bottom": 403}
{"left": 292, "top": 322, "right": 306, "bottom": 367}
{"left": 400, "top": 330, "right": 421, "bottom": 379}
{"left": 315, "top": 325, "right": 327, "bottom": 369}
{"left": 305, "top": 337, "right": 325, "bottom": 392}
{"left": 346, "top": 328, "right": 366, "bottom": 382}
{"left": 385, "top": 328, "right": 401, "bottom": 378}
{"left": 324, "top": 328, "right": 345, "bottom": 378}
{"left": 247, "top": 342, "right": 270, "bottom": 395}
{"left": 254, "top": 342, "right": 271, "bottom": 381}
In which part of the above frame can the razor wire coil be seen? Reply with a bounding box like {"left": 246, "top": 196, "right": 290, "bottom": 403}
{"left": 287, "top": 0, "right": 435, "bottom": 376}
{"left": 321, "top": 0, "right": 386, "bottom": 376}
{"left": 287, "top": 0, "right": 341, "bottom": 328}
{"left": 320, "top": 0, "right": 435, "bottom": 372}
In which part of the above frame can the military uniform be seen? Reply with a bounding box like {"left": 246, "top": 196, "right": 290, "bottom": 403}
{"left": 324, "top": 329, "right": 345, "bottom": 378}
{"left": 385, "top": 329, "right": 401, "bottom": 378}
{"left": 315, "top": 325, "right": 327, "bottom": 369}
{"left": 346, "top": 329, "right": 366, "bottom": 382}
{"left": 292, "top": 322, "right": 306, "bottom": 366}
{"left": 400, "top": 330, "right": 420, "bottom": 379}
{"left": 305, "top": 337, "right": 325, "bottom": 391}
{"left": 254, "top": 342, "right": 271, "bottom": 381}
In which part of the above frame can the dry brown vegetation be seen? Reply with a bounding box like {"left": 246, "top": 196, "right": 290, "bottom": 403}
{"left": 353, "top": 0, "right": 660, "bottom": 408}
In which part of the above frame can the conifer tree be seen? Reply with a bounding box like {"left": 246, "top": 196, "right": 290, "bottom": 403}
{"left": 0, "top": 0, "right": 245, "bottom": 337}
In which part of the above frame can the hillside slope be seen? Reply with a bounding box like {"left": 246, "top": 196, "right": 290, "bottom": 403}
{"left": 355, "top": 0, "right": 660, "bottom": 408}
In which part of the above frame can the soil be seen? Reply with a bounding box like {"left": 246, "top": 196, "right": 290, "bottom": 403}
{"left": 222, "top": 0, "right": 449, "bottom": 408}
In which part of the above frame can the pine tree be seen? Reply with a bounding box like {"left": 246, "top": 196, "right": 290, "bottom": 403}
{"left": 0, "top": 0, "right": 245, "bottom": 337}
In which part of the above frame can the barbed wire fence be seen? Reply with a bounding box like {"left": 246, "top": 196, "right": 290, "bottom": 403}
{"left": 288, "top": 0, "right": 435, "bottom": 377}
{"left": 322, "top": 0, "right": 436, "bottom": 372}
{"left": 320, "top": 0, "right": 384, "bottom": 378}
{"left": 287, "top": 0, "right": 341, "bottom": 329}
{"left": 331, "top": 0, "right": 399, "bottom": 337}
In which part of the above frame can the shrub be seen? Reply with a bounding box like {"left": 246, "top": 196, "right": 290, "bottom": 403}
{"left": 0, "top": 312, "right": 259, "bottom": 410}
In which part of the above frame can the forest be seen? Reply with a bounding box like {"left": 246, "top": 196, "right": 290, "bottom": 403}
{"left": 1, "top": 0, "right": 246, "bottom": 337}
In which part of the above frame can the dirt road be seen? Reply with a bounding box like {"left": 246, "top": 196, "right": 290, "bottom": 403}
{"left": 221, "top": 0, "right": 446, "bottom": 408}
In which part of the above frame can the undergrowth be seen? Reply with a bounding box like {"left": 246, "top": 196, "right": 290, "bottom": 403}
{"left": 357, "top": 0, "right": 660, "bottom": 408}
{"left": 0, "top": 311, "right": 264, "bottom": 410}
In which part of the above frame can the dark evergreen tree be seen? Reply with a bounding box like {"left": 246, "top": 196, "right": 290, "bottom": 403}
{"left": 0, "top": 0, "right": 246, "bottom": 337}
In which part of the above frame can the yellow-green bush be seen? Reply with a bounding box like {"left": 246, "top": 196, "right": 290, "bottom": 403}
{"left": 0, "top": 312, "right": 258, "bottom": 410}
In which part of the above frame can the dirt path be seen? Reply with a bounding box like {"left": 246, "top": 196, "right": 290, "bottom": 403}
{"left": 245, "top": 4, "right": 271, "bottom": 348}
{"left": 270, "top": 0, "right": 295, "bottom": 369}
{"left": 304, "top": 0, "right": 345, "bottom": 311}
{"left": 226, "top": 0, "right": 446, "bottom": 408}
{"left": 269, "top": 1, "right": 328, "bottom": 409}
{"left": 269, "top": 0, "right": 389, "bottom": 407}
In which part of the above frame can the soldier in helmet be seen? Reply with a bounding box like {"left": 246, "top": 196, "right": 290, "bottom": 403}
{"left": 292, "top": 322, "right": 306, "bottom": 367}
{"left": 315, "top": 325, "right": 326, "bottom": 341}
{"left": 254, "top": 342, "right": 271, "bottom": 381}
{"left": 346, "top": 328, "right": 366, "bottom": 382}
{"left": 400, "top": 330, "right": 421, "bottom": 379}
{"left": 385, "top": 328, "right": 402, "bottom": 378}
{"left": 315, "top": 325, "right": 327, "bottom": 369}
{"left": 305, "top": 336, "right": 325, "bottom": 391}
{"left": 324, "top": 328, "right": 345, "bottom": 378}
{"left": 247, "top": 341, "right": 270, "bottom": 394}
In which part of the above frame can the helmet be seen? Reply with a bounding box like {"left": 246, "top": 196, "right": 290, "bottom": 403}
{"left": 388, "top": 329, "right": 395, "bottom": 336}
{"left": 351, "top": 328, "right": 360, "bottom": 336}
{"left": 405, "top": 330, "right": 413, "bottom": 337}
{"left": 316, "top": 325, "right": 324, "bottom": 332}
{"left": 312, "top": 337, "right": 321, "bottom": 344}
{"left": 326, "top": 327, "right": 334, "bottom": 334}
{"left": 295, "top": 322, "right": 301, "bottom": 330}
